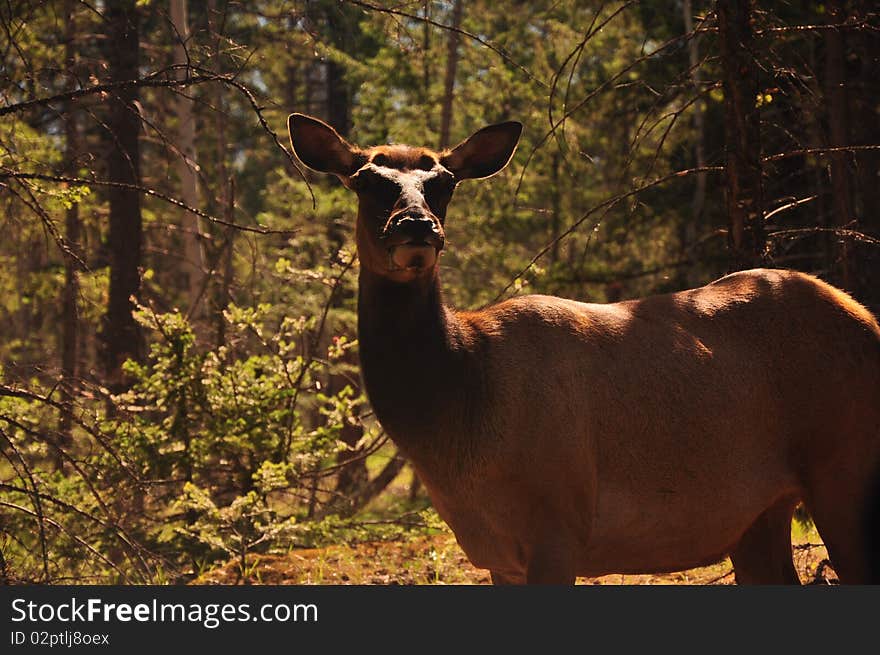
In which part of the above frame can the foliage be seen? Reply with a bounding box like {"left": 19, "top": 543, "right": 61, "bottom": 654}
{"left": 1, "top": 298, "right": 379, "bottom": 582}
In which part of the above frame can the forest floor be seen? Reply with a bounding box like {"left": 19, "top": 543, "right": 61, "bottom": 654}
{"left": 195, "top": 526, "right": 836, "bottom": 586}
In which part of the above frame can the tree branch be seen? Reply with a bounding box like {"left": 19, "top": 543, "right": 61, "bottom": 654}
{"left": 1, "top": 171, "right": 296, "bottom": 236}
{"left": 343, "top": 0, "right": 549, "bottom": 90}
{"left": 1, "top": 63, "right": 315, "bottom": 204}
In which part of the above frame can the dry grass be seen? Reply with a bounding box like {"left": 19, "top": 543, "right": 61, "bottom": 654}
{"left": 194, "top": 524, "right": 837, "bottom": 585}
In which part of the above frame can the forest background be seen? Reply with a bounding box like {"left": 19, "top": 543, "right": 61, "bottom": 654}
{"left": 0, "top": 0, "right": 877, "bottom": 584}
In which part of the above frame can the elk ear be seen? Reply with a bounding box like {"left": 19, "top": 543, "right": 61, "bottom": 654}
{"left": 288, "top": 113, "right": 362, "bottom": 177}
{"left": 441, "top": 121, "right": 522, "bottom": 180}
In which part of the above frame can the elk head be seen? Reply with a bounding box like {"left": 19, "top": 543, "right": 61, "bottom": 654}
{"left": 288, "top": 114, "right": 522, "bottom": 283}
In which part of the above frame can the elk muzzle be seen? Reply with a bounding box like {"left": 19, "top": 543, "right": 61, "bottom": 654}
{"left": 382, "top": 212, "right": 445, "bottom": 272}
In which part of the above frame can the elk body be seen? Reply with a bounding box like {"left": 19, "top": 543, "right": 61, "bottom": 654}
{"left": 288, "top": 114, "right": 880, "bottom": 584}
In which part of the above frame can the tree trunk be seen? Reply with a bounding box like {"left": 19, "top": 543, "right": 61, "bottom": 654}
{"left": 824, "top": 0, "right": 855, "bottom": 293}
{"left": 171, "top": 0, "right": 206, "bottom": 318}
{"left": 57, "top": 0, "right": 81, "bottom": 470}
{"left": 206, "top": 0, "right": 235, "bottom": 348}
{"left": 850, "top": 0, "right": 880, "bottom": 313}
{"left": 679, "top": 0, "right": 704, "bottom": 287}
{"left": 420, "top": 0, "right": 433, "bottom": 135}
{"left": 326, "top": 61, "right": 351, "bottom": 137}
{"left": 335, "top": 451, "right": 407, "bottom": 518}
{"left": 717, "top": 0, "right": 765, "bottom": 271}
{"left": 101, "top": 0, "right": 143, "bottom": 390}
{"left": 438, "top": 0, "right": 464, "bottom": 149}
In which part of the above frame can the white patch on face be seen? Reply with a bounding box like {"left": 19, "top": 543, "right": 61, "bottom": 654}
{"left": 359, "top": 163, "right": 449, "bottom": 211}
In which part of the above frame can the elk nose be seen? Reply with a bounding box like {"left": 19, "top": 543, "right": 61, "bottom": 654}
{"left": 390, "top": 214, "right": 443, "bottom": 246}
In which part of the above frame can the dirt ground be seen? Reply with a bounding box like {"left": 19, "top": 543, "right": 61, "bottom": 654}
{"left": 195, "top": 529, "right": 837, "bottom": 585}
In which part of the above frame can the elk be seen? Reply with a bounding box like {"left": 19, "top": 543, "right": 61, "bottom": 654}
{"left": 287, "top": 113, "right": 880, "bottom": 584}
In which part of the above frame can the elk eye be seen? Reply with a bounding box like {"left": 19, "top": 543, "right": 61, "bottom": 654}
{"left": 423, "top": 174, "right": 455, "bottom": 214}
{"left": 372, "top": 153, "right": 390, "bottom": 167}
{"left": 354, "top": 168, "right": 399, "bottom": 201}
{"left": 424, "top": 174, "right": 454, "bottom": 196}
{"left": 417, "top": 155, "right": 435, "bottom": 171}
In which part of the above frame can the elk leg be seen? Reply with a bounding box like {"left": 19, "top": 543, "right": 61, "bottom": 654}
{"left": 525, "top": 542, "right": 576, "bottom": 585}
{"left": 490, "top": 570, "right": 524, "bottom": 585}
{"left": 806, "top": 469, "right": 880, "bottom": 584}
{"left": 730, "top": 495, "right": 801, "bottom": 584}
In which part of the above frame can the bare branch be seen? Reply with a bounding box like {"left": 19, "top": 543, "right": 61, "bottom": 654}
{"left": 0, "top": 63, "right": 315, "bottom": 204}
{"left": 768, "top": 227, "right": 880, "bottom": 246}
{"left": 515, "top": 23, "right": 714, "bottom": 201}
{"left": 0, "top": 429, "right": 50, "bottom": 581}
{"left": 0, "top": 171, "right": 296, "bottom": 236}
{"left": 495, "top": 165, "right": 725, "bottom": 302}
{"left": 763, "top": 195, "right": 818, "bottom": 222}
{"left": 763, "top": 144, "right": 880, "bottom": 163}
{"left": 343, "top": 0, "right": 549, "bottom": 90}
{"left": 756, "top": 19, "right": 879, "bottom": 36}
{"left": 0, "top": 66, "right": 221, "bottom": 117}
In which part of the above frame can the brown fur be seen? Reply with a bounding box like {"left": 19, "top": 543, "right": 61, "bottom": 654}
{"left": 367, "top": 145, "right": 439, "bottom": 171}
{"left": 288, "top": 114, "right": 880, "bottom": 584}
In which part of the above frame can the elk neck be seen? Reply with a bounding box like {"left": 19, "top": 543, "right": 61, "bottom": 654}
{"left": 356, "top": 266, "right": 489, "bottom": 470}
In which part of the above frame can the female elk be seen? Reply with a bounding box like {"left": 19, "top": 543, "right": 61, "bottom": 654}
{"left": 288, "top": 113, "right": 880, "bottom": 584}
